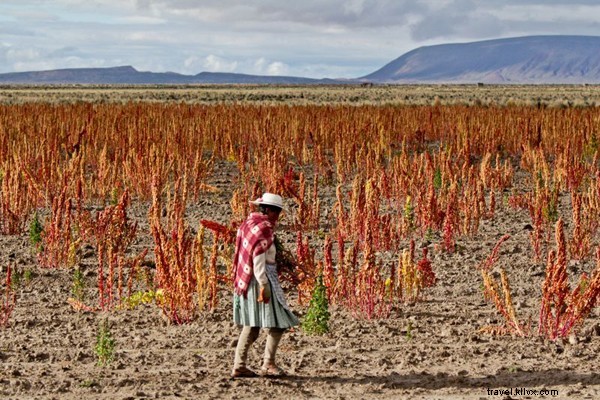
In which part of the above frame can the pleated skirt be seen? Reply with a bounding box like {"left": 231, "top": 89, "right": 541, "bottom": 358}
{"left": 233, "top": 265, "right": 299, "bottom": 329}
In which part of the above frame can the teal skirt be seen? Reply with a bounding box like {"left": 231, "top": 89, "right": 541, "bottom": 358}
{"left": 233, "top": 266, "right": 299, "bottom": 329}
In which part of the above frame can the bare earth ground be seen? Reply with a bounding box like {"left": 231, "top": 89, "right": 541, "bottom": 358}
{"left": 1, "top": 161, "right": 600, "bottom": 400}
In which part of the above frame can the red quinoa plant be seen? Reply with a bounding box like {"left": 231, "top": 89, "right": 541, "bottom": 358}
{"left": 295, "top": 231, "right": 317, "bottom": 306}
{"left": 192, "top": 225, "right": 209, "bottom": 312}
{"left": 1, "top": 265, "right": 17, "bottom": 328}
{"left": 80, "top": 190, "right": 145, "bottom": 311}
{"left": 539, "top": 219, "right": 600, "bottom": 339}
{"left": 479, "top": 223, "right": 600, "bottom": 339}
{"left": 345, "top": 233, "right": 393, "bottom": 320}
{"left": 0, "top": 165, "right": 32, "bottom": 235}
{"left": 322, "top": 234, "right": 335, "bottom": 303}
{"left": 150, "top": 175, "right": 208, "bottom": 323}
{"left": 478, "top": 234, "right": 529, "bottom": 336}
{"left": 397, "top": 240, "right": 437, "bottom": 304}
{"left": 38, "top": 175, "right": 83, "bottom": 269}
{"left": 568, "top": 192, "right": 595, "bottom": 261}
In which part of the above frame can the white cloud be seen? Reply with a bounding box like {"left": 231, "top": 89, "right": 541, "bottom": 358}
{"left": 251, "top": 58, "right": 289, "bottom": 75}
{"left": 12, "top": 56, "right": 109, "bottom": 72}
{"left": 266, "top": 62, "right": 289, "bottom": 76}
{"left": 6, "top": 47, "right": 40, "bottom": 62}
{"left": 201, "top": 55, "right": 238, "bottom": 73}
{"left": 253, "top": 57, "right": 266, "bottom": 73}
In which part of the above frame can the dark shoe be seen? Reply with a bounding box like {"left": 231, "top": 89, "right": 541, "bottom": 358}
{"left": 231, "top": 366, "right": 258, "bottom": 378}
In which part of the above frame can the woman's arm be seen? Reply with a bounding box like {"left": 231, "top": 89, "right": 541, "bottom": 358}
{"left": 253, "top": 253, "right": 269, "bottom": 287}
{"left": 254, "top": 252, "right": 271, "bottom": 303}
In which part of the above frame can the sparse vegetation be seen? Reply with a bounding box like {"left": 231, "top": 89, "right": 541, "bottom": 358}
{"left": 72, "top": 267, "right": 85, "bottom": 302}
{"left": 29, "top": 212, "right": 44, "bottom": 252}
{"left": 1, "top": 84, "right": 600, "bottom": 106}
{"left": 94, "top": 319, "right": 115, "bottom": 366}
{"left": 302, "top": 274, "right": 330, "bottom": 335}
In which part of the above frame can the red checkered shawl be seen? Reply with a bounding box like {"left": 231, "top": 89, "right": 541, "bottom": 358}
{"left": 233, "top": 212, "right": 274, "bottom": 296}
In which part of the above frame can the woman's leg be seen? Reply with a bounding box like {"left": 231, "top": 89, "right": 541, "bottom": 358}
{"left": 263, "top": 327, "right": 285, "bottom": 369}
{"left": 233, "top": 326, "right": 260, "bottom": 371}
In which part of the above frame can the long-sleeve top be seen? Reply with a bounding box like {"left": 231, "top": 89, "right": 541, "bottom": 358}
{"left": 252, "top": 243, "right": 276, "bottom": 287}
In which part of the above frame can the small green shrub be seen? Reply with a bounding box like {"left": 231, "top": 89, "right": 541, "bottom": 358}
{"left": 95, "top": 319, "right": 115, "bottom": 366}
{"left": 405, "top": 322, "right": 413, "bottom": 340}
{"left": 110, "top": 187, "right": 119, "bottom": 206}
{"left": 29, "top": 212, "right": 44, "bottom": 252}
{"left": 10, "top": 267, "right": 22, "bottom": 291}
{"left": 23, "top": 269, "right": 32, "bottom": 285}
{"left": 72, "top": 268, "right": 85, "bottom": 302}
{"left": 302, "top": 274, "right": 330, "bottom": 335}
{"left": 433, "top": 167, "right": 443, "bottom": 191}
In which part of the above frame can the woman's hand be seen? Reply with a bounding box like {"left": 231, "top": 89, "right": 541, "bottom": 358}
{"left": 257, "top": 285, "right": 271, "bottom": 304}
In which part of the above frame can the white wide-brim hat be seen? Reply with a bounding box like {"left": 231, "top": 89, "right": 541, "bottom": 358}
{"left": 250, "top": 193, "right": 285, "bottom": 210}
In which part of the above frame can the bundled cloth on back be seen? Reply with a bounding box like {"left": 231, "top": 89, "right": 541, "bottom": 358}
{"left": 233, "top": 212, "right": 274, "bottom": 296}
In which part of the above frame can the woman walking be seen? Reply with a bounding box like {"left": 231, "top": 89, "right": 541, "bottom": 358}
{"left": 231, "top": 193, "right": 299, "bottom": 378}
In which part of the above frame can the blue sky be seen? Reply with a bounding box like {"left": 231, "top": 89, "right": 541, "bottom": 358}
{"left": 1, "top": 0, "right": 599, "bottom": 78}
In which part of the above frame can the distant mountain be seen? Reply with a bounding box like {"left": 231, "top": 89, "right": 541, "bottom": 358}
{"left": 362, "top": 35, "right": 600, "bottom": 84}
{"left": 0, "top": 65, "right": 343, "bottom": 85}
{"left": 2, "top": 36, "right": 600, "bottom": 85}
